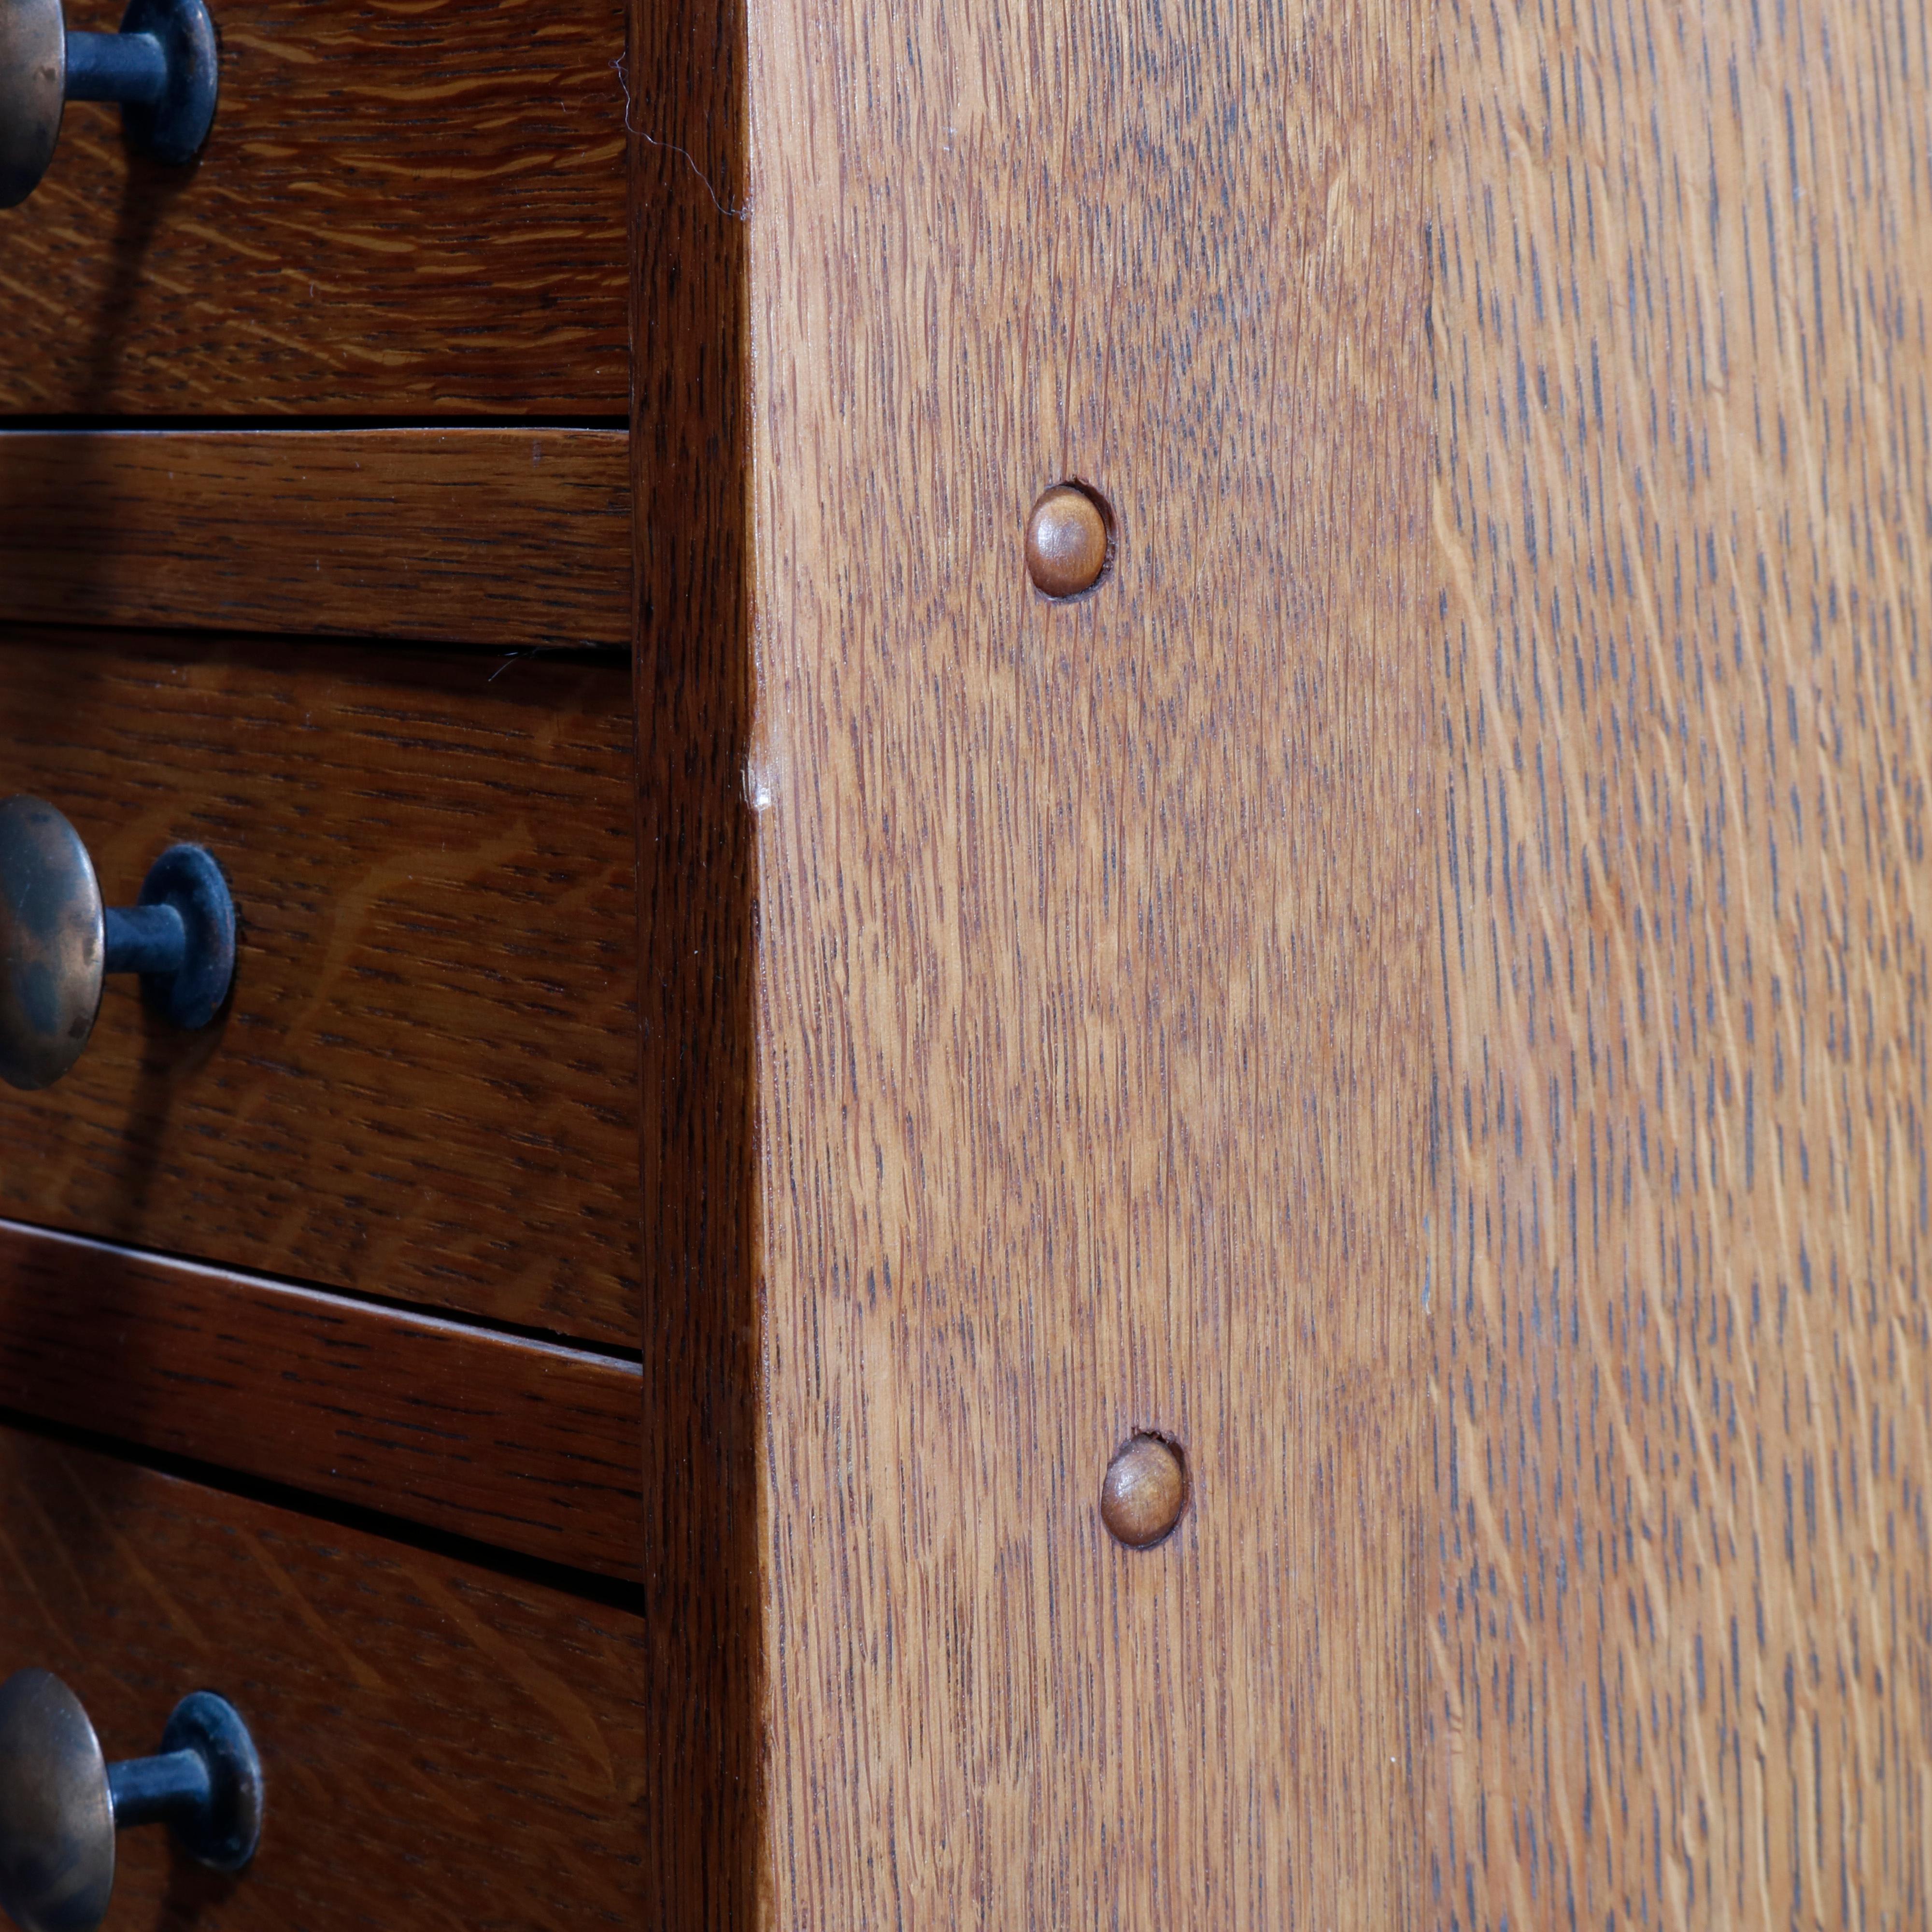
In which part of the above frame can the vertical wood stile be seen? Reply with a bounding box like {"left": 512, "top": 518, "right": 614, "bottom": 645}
{"left": 632, "top": 0, "right": 759, "bottom": 1911}
{"left": 738, "top": 0, "right": 1434, "bottom": 1917}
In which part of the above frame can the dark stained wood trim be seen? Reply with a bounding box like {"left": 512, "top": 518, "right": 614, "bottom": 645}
{"left": 0, "top": 1219, "right": 642, "bottom": 1579}
{"left": 0, "top": 1428, "right": 650, "bottom": 1927}
{"left": 630, "top": 0, "right": 760, "bottom": 1908}
{"left": 0, "top": 430, "right": 630, "bottom": 647}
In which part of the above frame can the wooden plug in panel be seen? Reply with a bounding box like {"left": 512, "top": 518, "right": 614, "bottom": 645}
{"left": 1430, "top": 0, "right": 1932, "bottom": 1920}
{"left": 0, "top": 431, "right": 631, "bottom": 647}
{"left": 0, "top": 1221, "right": 641, "bottom": 1579}
{"left": 0, "top": 1430, "right": 647, "bottom": 1928}
{"left": 0, "top": 630, "right": 638, "bottom": 1346}
{"left": 0, "top": 0, "right": 625, "bottom": 415}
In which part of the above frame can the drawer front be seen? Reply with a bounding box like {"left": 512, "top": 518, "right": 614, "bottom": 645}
{"left": 0, "top": 1219, "right": 641, "bottom": 1577}
{"left": 0, "top": 630, "right": 638, "bottom": 1346}
{"left": 0, "top": 430, "right": 632, "bottom": 646}
{"left": 0, "top": 0, "right": 626, "bottom": 414}
{"left": 0, "top": 1429, "right": 648, "bottom": 1928}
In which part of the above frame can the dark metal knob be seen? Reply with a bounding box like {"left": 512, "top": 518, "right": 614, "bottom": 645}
{"left": 0, "top": 0, "right": 217, "bottom": 209}
{"left": 0, "top": 796, "right": 236, "bottom": 1091}
{"left": 0, "top": 1670, "right": 262, "bottom": 1932}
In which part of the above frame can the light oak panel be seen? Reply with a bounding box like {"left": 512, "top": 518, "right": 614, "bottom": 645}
{"left": 1430, "top": 0, "right": 1932, "bottom": 1922}
{"left": 0, "top": 1430, "right": 648, "bottom": 1928}
{"left": 743, "top": 0, "right": 1431, "bottom": 1919}
{"left": 0, "top": 630, "right": 639, "bottom": 1346}
{"left": 0, "top": 0, "right": 626, "bottom": 415}
{"left": 0, "top": 431, "right": 630, "bottom": 647}
{"left": 0, "top": 1221, "right": 641, "bottom": 1578}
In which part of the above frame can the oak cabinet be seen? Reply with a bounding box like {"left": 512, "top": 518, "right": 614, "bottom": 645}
{"left": 0, "top": 0, "right": 1922, "bottom": 1921}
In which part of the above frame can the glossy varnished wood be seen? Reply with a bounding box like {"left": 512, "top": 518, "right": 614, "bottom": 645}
{"left": 743, "top": 0, "right": 1430, "bottom": 1917}
{"left": 0, "top": 630, "right": 638, "bottom": 1346}
{"left": 0, "top": 1429, "right": 647, "bottom": 1927}
{"left": 1430, "top": 0, "right": 1932, "bottom": 1921}
{"left": 0, "top": 1221, "right": 640, "bottom": 1578}
{"left": 0, "top": 0, "right": 625, "bottom": 415}
{"left": 0, "top": 431, "right": 630, "bottom": 646}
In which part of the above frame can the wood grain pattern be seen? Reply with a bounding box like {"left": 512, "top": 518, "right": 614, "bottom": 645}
{"left": 0, "top": 1427, "right": 648, "bottom": 1928}
{"left": 0, "top": 1219, "right": 641, "bottom": 1578}
{"left": 1430, "top": 0, "right": 1932, "bottom": 1922}
{"left": 744, "top": 0, "right": 1430, "bottom": 1918}
{"left": 0, "top": 629, "right": 639, "bottom": 1346}
{"left": 0, "top": 0, "right": 625, "bottom": 415}
{"left": 0, "top": 431, "right": 630, "bottom": 647}
{"left": 629, "top": 0, "right": 758, "bottom": 1911}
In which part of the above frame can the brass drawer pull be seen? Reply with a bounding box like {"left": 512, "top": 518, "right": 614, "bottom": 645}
{"left": 0, "top": 0, "right": 217, "bottom": 209}
{"left": 0, "top": 1669, "right": 262, "bottom": 1932}
{"left": 0, "top": 796, "right": 236, "bottom": 1092}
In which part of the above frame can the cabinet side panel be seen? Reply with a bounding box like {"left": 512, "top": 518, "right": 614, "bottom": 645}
{"left": 1430, "top": 0, "right": 1932, "bottom": 1922}
{"left": 748, "top": 0, "right": 1433, "bottom": 1918}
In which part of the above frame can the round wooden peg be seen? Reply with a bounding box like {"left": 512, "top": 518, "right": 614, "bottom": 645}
{"left": 1025, "top": 483, "right": 1110, "bottom": 597}
{"left": 1100, "top": 1434, "right": 1186, "bottom": 1548}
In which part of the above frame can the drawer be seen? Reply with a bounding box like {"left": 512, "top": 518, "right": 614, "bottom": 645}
{"left": 0, "top": 1428, "right": 650, "bottom": 1928}
{"left": 0, "top": 1219, "right": 641, "bottom": 1578}
{"left": 0, "top": 430, "right": 632, "bottom": 646}
{"left": 0, "top": 0, "right": 626, "bottom": 414}
{"left": 0, "top": 629, "right": 638, "bottom": 1346}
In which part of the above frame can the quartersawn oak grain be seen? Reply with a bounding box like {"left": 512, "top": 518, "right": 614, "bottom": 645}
{"left": 0, "top": 0, "right": 625, "bottom": 414}
{"left": 742, "top": 0, "right": 1430, "bottom": 1917}
{"left": 0, "top": 431, "right": 630, "bottom": 647}
{"left": 1430, "top": 0, "right": 1932, "bottom": 1921}
{"left": 0, "top": 629, "right": 639, "bottom": 1346}
{"left": 0, "top": 1428, "right": 649, "bottom": 1929}
{"left": 0, "top": 1219, "right": 641, "bottom": 1579}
